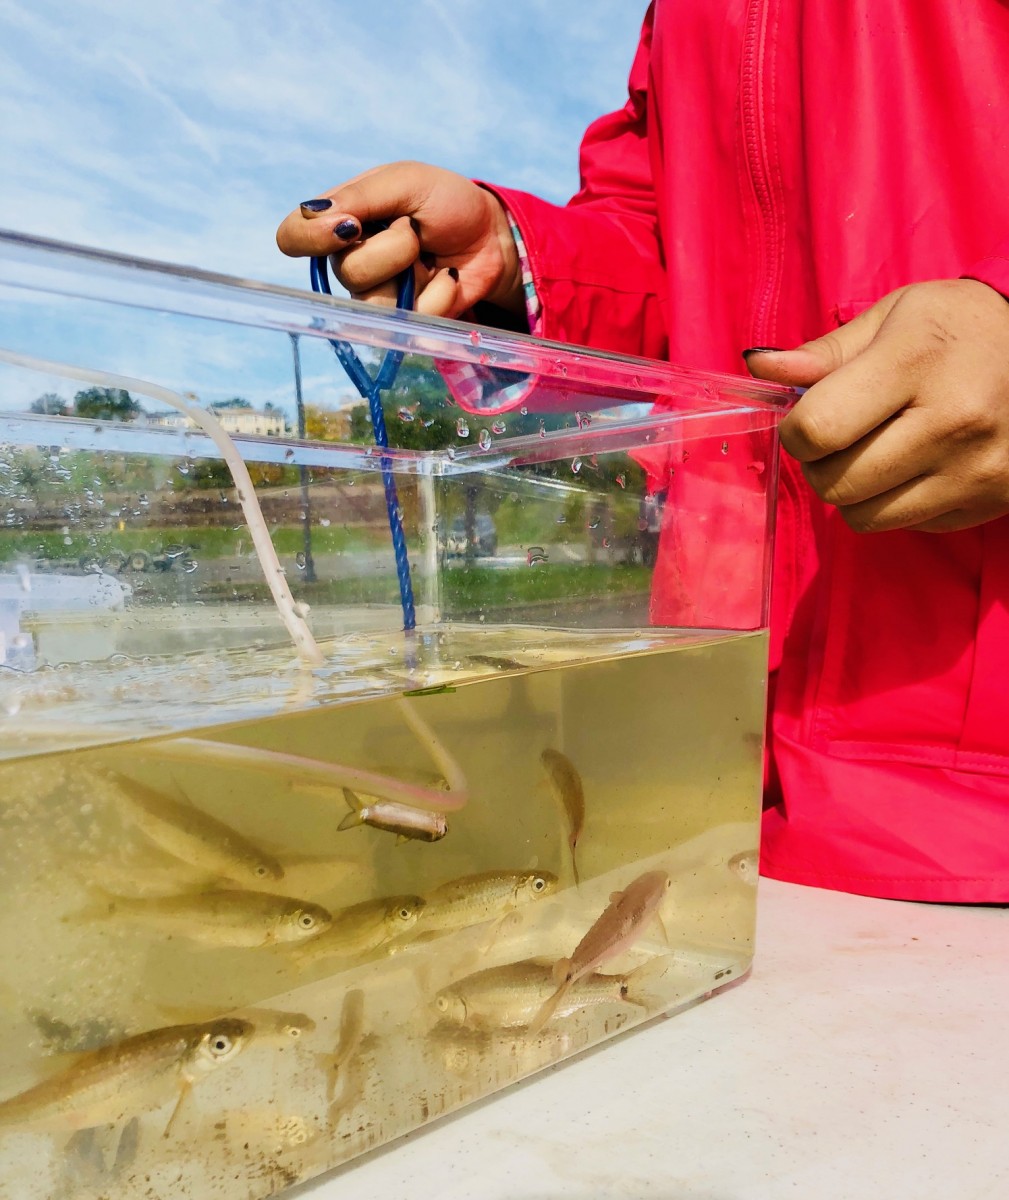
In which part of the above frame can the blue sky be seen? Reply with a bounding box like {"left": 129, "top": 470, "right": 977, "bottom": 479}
{"left": 0, "top": 1, "right": 646, "bottom": 417}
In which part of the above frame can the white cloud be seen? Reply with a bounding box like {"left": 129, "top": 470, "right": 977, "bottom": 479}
{"left": 0, "top": 0, "right": 645, "bottom": 415}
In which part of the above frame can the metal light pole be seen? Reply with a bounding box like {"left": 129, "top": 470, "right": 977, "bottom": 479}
{"left": 289, "top": 333, "right": 317, "bottom": 583}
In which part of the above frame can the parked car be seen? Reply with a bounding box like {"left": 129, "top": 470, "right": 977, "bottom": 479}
{"left": 444, "top": 513, "right": 498, "bottom": 558}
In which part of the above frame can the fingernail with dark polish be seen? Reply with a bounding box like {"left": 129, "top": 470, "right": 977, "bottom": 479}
{"left": 300, "top": 198, "right": 332, "bottom": 213}
{"left": 334, "top": 219, "right": 360, "bottom": 240}
{"left": 742, "top": 346, "right": 784, "bottom": 358}
{"left": 447, "top": 267, "right": 459, "bottom": 281}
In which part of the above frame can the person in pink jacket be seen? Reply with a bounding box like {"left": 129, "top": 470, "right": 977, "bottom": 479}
{"left": 278, "top": 1, "right": 1009, "bottom": 904}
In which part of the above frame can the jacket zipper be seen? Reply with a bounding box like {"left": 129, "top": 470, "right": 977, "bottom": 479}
{"left": 740, "top": 0, "right": 784, "bottom": 344}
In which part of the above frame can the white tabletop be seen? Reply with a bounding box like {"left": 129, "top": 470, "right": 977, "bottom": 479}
{"left": 292, "top": 879, "right": 1009, "bottom": 1200}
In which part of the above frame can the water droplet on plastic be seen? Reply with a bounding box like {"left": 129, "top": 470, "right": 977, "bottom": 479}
{"left": 478, "top": 352, "right": 490, "bottom": 366}
{"left": 538, "top": 421, "right": 546, "bottom": 438}
{"left": 721, "top": 441, "right": 730, "bottom": 455}
{"left": 456, "top": 418, "right": 470, "bottom": 438}
{"left": 571, "top": 457, "right": 582, "bottom": 474}
{"left": 478, "top": 429, "right": 492, "bottom": 451}
{"left": 446, "top": 446, "right": 457, "bottom": 460}
{"left": 615, "top": 473, "right": 626, "bottom": 489}
{"left": 138, "top": 493, "right": 149, "bottom": 508}
{"left": 588, "top": 517, "right": 600, "bottom": 530}
{"left": 398, "top": 407, "right": 414, "bottom": 423}
{"left": 556, "top": 514, "right": 567, "bottom": 524}
{"left": 320, "top": 517, "right": 331, "bottom": 527}
{"left": 601, "top": 537, "right": 611, "bottom": 548}
{"left": 469, "top": 330, "right": 481, "bottom": 346}
{"left": 284, "top": 448, "right": 295, "bottom": 461}
{"left": 682, "top": 450, "right": 691, "bottom": 463}
{"left": 176, "top": 462, "right": 190, "bottom": 476}
{"left": 520, "top": 406, "right": 529, "bottom": 416}
{"left": 491, "top": 420, "right": 506, "bottom": 435}
{"left": 63, "top": 536, "right": 72, "bottom": 546}
{"left": 575, "top": 411, "right": 591, "bottom": 430}
{"left": 295, "top": 552, "right": 307, "bottom": 570}
{"left": 526, "top": 546, "right": 548, "bottom": 566}
{"left": 182, "top": 559, "right": 199, "bottom": 573}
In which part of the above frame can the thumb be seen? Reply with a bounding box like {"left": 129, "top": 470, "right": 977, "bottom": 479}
{"left": 742, "top": 291, "right": 905, "bottom": 387}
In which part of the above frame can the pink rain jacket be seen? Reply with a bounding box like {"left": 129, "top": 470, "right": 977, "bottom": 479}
{"left": 483, "top": 0, "right": 1009, "bottom": 902}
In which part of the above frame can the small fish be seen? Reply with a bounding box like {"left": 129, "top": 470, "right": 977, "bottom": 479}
{"left": 338, "top": 787, "right": 448, "bottom": 843}
{"left": 727, "top": 849, "right": 759, "bottom": 887}
{"left": 0, "top": 1018, "right": 251, "bottom": 1134}
{"left": 111, "top": 775, "right": 283, "bottom": 885}
{"left": 541, "top": 748, "right": 586, "bottom": 885}
{"left": 292, "top": 894, "right": 425, "bottom": 968}
{"left": 434, "top": 960, "right": 644, "bottom": 1031}
{"left": 73, "top": 889, "right": 332, "bottom": 948}
{"left": 530, "top": 869, "right": 671, "bottom": 1033}
{"left": 418, "top": 870, "right": 558, "bottom": 935}
{"left": 325, "top": 989, "right": 365, "bottom": 1102}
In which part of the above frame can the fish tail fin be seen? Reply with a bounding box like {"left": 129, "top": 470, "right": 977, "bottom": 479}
{"left": 337, "top": 788, "right": 364, "bottom": 832}
{"left": 528, "top": 979, "right": 570, "bottom": 1035}
{"left": 622, "top": 957, "right": 670, "bottom": 1010}
{"left": 569, "top": 836, "right": 580, "bottom": 887}
{"left": 62, "top": 885, "right": 121, "bottom": 923}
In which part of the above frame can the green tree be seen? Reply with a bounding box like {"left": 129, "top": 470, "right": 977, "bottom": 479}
{"left": 212, "top": 397, "right": 252, "bottom": 409}
{"left": 30, "top": 392, "right": 70, "bottom": 416}
{"left": 73, "top": 387, "right": 141, "bottom": 422}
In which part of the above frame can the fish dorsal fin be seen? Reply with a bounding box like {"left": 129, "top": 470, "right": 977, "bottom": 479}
{"left": 609, "top": 888, "right": 625, "bottom": 904}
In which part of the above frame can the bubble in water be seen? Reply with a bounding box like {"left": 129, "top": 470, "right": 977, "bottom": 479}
{"left": 446, "top": 446, "right": 457, "bottom": 460}
{"left": 138, "top": 493, "right": 149, "bottom": 508}
{"left": 571, "top": 458, "right": 582, "bottom": 474}
{"left": 576, "top": 411, "right": 591, "bottom": 430}
{"left": 398, "top": 407, "right": 415, "bottom": 423}
{"left": 176, "top": 462, "right": 190, "bottom": 476}
{"left": 456, "top": 418, "right": 470, "bottom": 438}
{"left": 491, "top": 420, "right": 507, "bottom": 435}
{"left": 320, "top": 517, "right": 331, "bottom": 527}
{"left": 520, "top": 406, "right": 529, "bottom": 416}
{"left": 478, "top": 352, "right": 490, "bottom": 366}
{"left": 63, "top": 536, "right": 72, "bottom": 546}
{"left": 526, "top": 546, "right": 548, "bottom": 566}
{"left": 284, "top": 448, "right": 295, "bottom": 461}
{"left": 422, "top": 418, "right": 435, "bottom": 428}
{"left": 682, "top": 450, "right": 691, "bottom": 463}
{"left": 615, "top": 473, "right": 627, "bottom": 489}
{"left": 538, "top": 421, "right": 546, "bottom": 438}
{"left": 469, "top": 330, "right": 481, "bottom": 346}
{"left": 601, "top": 537, "right": 611, "bottom": 549}
{"left": 182, "top": 559, "right": 199, "bottom": 573}
{"left": 721, "top": 441, "right": 730, "bottom": 455}
{"left": 295, "top": 552, "right": 307, "bottom": 570}
{"left": 588, "top": 517, "right": 601, "bottom": 529}
{"left": 478, "top": 429, "right": 492, "bottom": 451}
{"left": 556, "top": 514, "right": 567, "bottom": 524}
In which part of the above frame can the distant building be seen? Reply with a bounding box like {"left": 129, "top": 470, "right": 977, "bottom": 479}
{"left": 145, "top": 407, "right": 290, "bottom": 436}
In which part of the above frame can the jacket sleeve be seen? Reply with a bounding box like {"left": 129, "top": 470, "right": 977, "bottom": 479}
{"left": 478, "top": 3, "right": 668, "bottom": 362}
{"left": 963, "top": 242, "right": 1009, "bottom": 299}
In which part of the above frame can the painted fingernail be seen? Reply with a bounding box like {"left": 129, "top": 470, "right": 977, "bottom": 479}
{"left": 447, "top": 267, "right": 459, "bottom": 281}
{"left": 334, "top": 218, "right": 360, "bottom": 241}
{"left": 300, "top": 198, "right": 332, "bottom": 214}
{"left": 742, "top": 346, "right": 784, "bottom": 358}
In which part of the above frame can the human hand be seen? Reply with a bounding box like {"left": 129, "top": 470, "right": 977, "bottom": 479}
{"left": 276, "top": 161, "right": 522, "bottom": 319}
{"left": 744, "top": 279, "right": 1009, "bottom": 532}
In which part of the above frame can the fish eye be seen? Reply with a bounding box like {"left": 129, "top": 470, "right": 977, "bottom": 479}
{"left": 287, "top": 1026, "right": 301, "bottom": 1039}
{"left": 254, "top": 864, "right": 269, "bottom": 878}
{"left": 533, "top": 877, "right": 546, "bottom": 891}
{"left": 398, "top": 907, "right": 412, "bottom": 921}
{"left": 298, "top": 913, "right": 316, "bottom": 929}
{"left": 209, "top": 1034, "right": 234, "bottom": 1056}
{"left": 435, "top": 996, "right": 449, "bottom": 1012}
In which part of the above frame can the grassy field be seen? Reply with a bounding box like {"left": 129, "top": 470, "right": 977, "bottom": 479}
{"left": 196, "top": 562, "right": 651, "bottom": 612}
